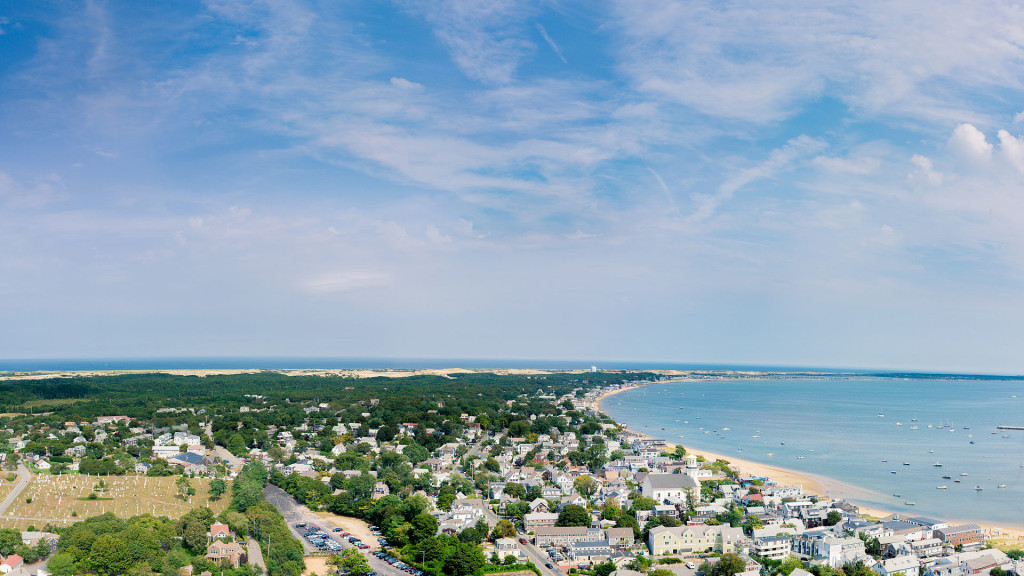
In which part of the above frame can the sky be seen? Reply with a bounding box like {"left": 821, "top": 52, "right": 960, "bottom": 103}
{"left": 3, "top": 1, "right": 1024, "bottom": 373}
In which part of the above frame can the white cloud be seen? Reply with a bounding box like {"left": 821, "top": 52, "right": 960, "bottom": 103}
{"left": 390, "top": 77, "right": 423, "bottom": 90}
{"left": 997, "top": 129, "right": 1024, "bottom": 173}
{"left": 398, "top": 0, "right": 535, "bottom": 85}
{"left": 301, "top": 271, "right": 390, "bottom": 294}
{"left": 908, "top": 154, "right": 943, "bottom": 186}
{"left": 535, "top": 23, "right": 567, "bottom": 64}
{"left": 948, "top": 123, "right": 993, "bottom": 164}
{"left": 610, "top": 0, "right": 1024, "bottom": 124}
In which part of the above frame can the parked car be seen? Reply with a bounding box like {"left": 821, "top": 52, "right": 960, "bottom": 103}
{"left": 333, "top": 527, "right": 343, "bottom": 532}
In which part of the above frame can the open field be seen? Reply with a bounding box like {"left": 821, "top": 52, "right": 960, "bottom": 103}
{"left": 0, "top": 474, "right": 229, "bottom": 529}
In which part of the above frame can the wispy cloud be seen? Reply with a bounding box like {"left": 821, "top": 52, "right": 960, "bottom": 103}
{"left": 535, "top": 23, "right": 567, "bottom": 63}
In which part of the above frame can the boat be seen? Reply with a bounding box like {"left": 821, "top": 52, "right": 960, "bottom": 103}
{"left": 961, "top": 473, "right": 969, "bottom": 476}
{"left": 975, "top": 485, "right": 983, "bottom": 491}
{"left": 891, "top": 471, "right": 897, "bottom": 474}
{"left": 903, "top": 462, "right": 911, "bottom": 466}
{"left": 722, "top": 427, "right": 730, "bottom": 431}
{"left": 897, "top": 422, "right": 903, "bottom": 426}
{"left": 751, "top": 435, "right": 760, "bottom": 439}
{"left": 911, "top": 426, "right": 919, "bottom": 430}
{"left": 933, "top": 462, "right": 942, "bottom": 467}
{"left": 937, "top": 486, "right": 947, "bottom": 489}
{"left": 999, "top": 484, "right": 1007, "bottom": 489}
{"left": 970, "top": 441, "right": 975, "bottom": 444}
{"left": 942, "top": 475, "right": 951, "bottom": 479}
{"left": 882, "top": 459, "right": 888, "bottom": 462}
{"left": 797, "top": 456, "right": 805, "bottom": 459}
{"left": 911, "top": 418, "right": 918, "bottom": 421}
{"left": 893, "top": 493, "right": 901, "bottom": 497}
{"left": 954, "top": 479, "right": 961, "bottom": 483}
{"left": 905, "top": 501, "right": 916, "bottom": 506}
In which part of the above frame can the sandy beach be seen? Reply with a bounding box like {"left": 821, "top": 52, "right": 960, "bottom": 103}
{"left": 594, "top": 384, "right": 1024, "bottom": 543}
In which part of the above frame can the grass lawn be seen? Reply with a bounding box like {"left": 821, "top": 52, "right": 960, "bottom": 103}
{"left": 0, "top": 474, "right": 230, "bottom": 529}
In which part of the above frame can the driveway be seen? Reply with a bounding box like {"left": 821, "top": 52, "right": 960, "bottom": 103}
{"left": 0, "top": 463, "right": 31, "bottom": 516}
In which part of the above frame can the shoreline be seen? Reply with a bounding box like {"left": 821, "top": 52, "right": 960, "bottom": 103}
{"left": 594, "top": 384, "right": 1024, "bottom": 540}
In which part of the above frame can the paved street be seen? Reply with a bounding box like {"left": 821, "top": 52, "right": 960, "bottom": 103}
{"left": 247, "top": 539, "right": 267, "bottom": 575}
{"left": 0, "top": 463, "right": 31, "bottom": 517}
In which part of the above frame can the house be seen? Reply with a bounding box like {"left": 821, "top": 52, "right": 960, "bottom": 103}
{"left": 873, "top": 555, "right": 921, "bottom": 576}
{"left": 373, "top": 483, "right": 390, "bottom": 498}
{"left": 493, "top": 538, "right": 527, "bottom": 562}
{"left": 641, "top": 473, "right": 700, "bottom": 503}
{"left": 607, "top": 527, "right": 635, "bottom": 548}
{"left": 209, "top": 523, "right": 231, "bottom": 541}
{"left": 206, "top": 541, "right": 245, "bottom": 568}
{"left": 0, "top": 555, "right": 22, "bottom": 574}
{"left": 568, "top": 540, "right": 613, "bottom": 565}
{"left": 524, "top": 512, "right": 559, "bottom": 532}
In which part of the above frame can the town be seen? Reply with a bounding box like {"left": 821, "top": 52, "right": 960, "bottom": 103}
{"left": 0, "top": 370, "right": 1016, "bottom": 576}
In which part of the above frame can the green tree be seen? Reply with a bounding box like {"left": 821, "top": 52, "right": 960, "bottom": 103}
{"left": 332, "top": 549, "right": 371, "bottom": 576}
{"left": 555, "top": 504, "right": 590, "bottom": 527}
{"left": 574, "top": 475, "right": 598, "bottom": 498}
{"left": 208, "top": 479, "right": 227, "bottom": 501}
{"left": 442, "top": 542, "right": 485, "bottom": 576}
{"left": 348, "top": 474, "right": 375, "bottom": 501}
{"left": 595, "top": 561, "right": 617, "bottom": 576}
{"left": 717, "top": 553, "right": 746, "bottom": 576}
{"left": 87, "top": 534, "right": 133, "bottom": 576}
{"left": 490, "top": 519, "right": 516, "bottom": 540}
{"left": 503, "top": 482, "right": 525, "bottom": 499}
{"left": 411, "top": 512, "right": 438, "bottom": 543}
{"left": 47, "top": 553, "right": 77, "bottom": 576}
{"left": 779, "top": 556, "right": 805, "bottom": 576}
{"left": 825, "top": 510, "right": 843, "bottom": 526}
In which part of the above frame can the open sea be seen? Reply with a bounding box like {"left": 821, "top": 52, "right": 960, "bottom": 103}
{"left": 602, "top": 377, "right": 1024, "bottom": 527}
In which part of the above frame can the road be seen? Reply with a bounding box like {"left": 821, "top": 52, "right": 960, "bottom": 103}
{"left": 247, "top": 539, "right": 266, "bottom": 575}
{"left": 205, "top": 422, "right": 245, "bottom": 470}
{"left": 262, "top": 485, "right": 411, "bottom": 576}
{"left": 0, "top": 463, "right": 31, "bottom": 517}
{"left": 517, "top": 536, "right": 564, "bottom": 576}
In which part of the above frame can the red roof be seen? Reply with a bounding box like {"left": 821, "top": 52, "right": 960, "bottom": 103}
{"left": 4, "top": 554, "right": 23, "bottom": 567}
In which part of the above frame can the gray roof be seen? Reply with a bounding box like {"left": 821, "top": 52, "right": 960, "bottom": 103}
{"left": 645, "top": 473, "right": 699, "bottom": 489}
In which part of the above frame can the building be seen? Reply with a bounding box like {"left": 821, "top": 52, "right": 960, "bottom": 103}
{"left": 0, "top": 555, "right": 23, "bottom": 574}
{"left": 753, "top": 536, "right": 792, "bottom": 560}
{"left": 534, "top": 527, "right": 604, "bottom": 547}
{"left": 206, "top": 542, "right": 245, "bottom": 568}
{"left": 935, "top": 525, "right": 984, "bottom": 549}
{"left": 524, "top": 512, "right": 559, "bottom": 532}
{"left": 873, "top": 555, "right": 921, "bottom": 576}
{"left": 641, "top": 473, "right": 700, "bottom": 503}
{"left": 647, "top": 525, "right": 745, "bottom": 556}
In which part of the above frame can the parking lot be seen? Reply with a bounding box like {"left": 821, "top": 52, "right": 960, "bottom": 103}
{"left": 263, "top": 484, "right": 426, "bottom": 576}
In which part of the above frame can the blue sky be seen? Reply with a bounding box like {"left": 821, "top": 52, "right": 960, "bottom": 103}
{"left": 3, "top": 1, "right": 1024, "bottom": 373}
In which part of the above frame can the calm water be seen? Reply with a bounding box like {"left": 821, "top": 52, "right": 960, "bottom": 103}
{"left": 603, "top": 378, "right": 1024, "bottom": 526}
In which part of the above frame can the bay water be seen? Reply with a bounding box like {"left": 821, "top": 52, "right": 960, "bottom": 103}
{"left": 601, "top": 377, "right": 1024, "bottom": 527}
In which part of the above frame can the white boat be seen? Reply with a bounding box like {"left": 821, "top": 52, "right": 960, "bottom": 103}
{"left": 961, "top": 473, "right": 969, "bottom": 476}
{"left": 911, "top": 426, "right": 919, "bottom": 430}
{"left": 905, "top": 501, "right": 916, "bottom": 506}
{"left": 999, "top": 484, "right": 1007, "bottom": 489}
{"left": 975, "top": 485, "right": 983, "bottom": 491}
{"left": 936, "top": 486, "right": 947, "bottom": 489}
{"left": 797, "top": 456, "right": 805, "bottom": 459}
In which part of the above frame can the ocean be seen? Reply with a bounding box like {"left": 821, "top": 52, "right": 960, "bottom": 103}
{"left": 601, "top": 377, "right": 1024, "bottom": 527}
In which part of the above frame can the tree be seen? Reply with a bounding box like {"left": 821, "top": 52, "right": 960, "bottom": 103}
{"left": 348, "top": 473, "right": 375, "bottom": 501}
{"left": 330, "top": 549, "right": 371, "bottom": 576}
{"left": 503, "top": 482, "right": 525, "bottom": 499}
{"left": 208, "top": 479, "right": 227, "bottom": 501}
{"left": 674, "top": 445, "right": 687, "bottom": 459}
{"left": 87, "top": 534, "right": 133, "bottom": 576}
{"left": 176, "top": 477, "right": 195, "bottom": 501}
{"left": 556, "top": 504, "right": 590, "bottom": 527}
{"left": 595, "top": 561, "right": 617, "bottom": 576}
{"left": 779, "top": 556, "right": 805, "bottom": 576}
{"left": 574, "top": 475, "right": 598, "bottom": 498}
{"left": 743, "top": 515, "right": 763, "bottom": 534}
{"left": 443, "top": 542, "right": 485, "bottom": 576}
{"left": 491, "top": 519, "right": 516, "bottom": 540}
{"left": 825, "top": 510, "right": 843, "bottom": 526}
{"left": 715, "top": 553, "right": 746, "bottom": 576}
{"left": 652, "top": 570, "right": 675, "bottom": 576}
{"left": 47, "top": 553, "right": 76, "bottom": 576}
{"left": 411, "top": 512, "right": 438, "bottom": 543}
